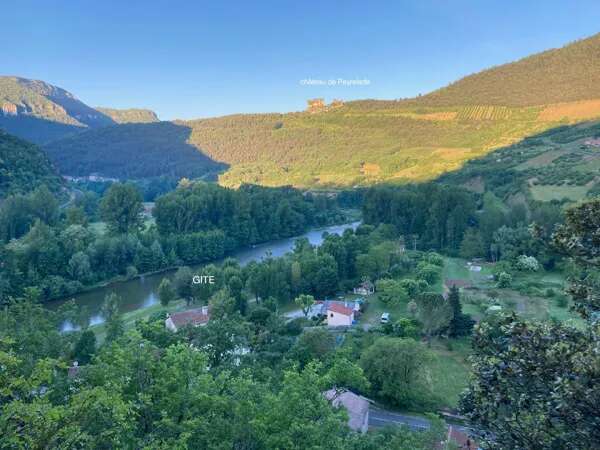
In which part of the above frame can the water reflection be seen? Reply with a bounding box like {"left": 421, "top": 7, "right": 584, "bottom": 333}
{"left": 50, "top": 221, "right": 360, "bottom": 328}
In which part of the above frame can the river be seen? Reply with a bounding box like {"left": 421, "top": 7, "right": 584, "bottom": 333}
{"left": 51, "top": 221, "right": 360, "bottom": 330}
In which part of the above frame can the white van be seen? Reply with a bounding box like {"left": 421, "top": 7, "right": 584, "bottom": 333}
{"left": 380, "top": 312, "right": 390, "bottom": 324}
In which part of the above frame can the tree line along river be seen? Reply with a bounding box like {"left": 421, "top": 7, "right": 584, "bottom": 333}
{"left": 48, "top": 222, "right": 360, "bottom": 330}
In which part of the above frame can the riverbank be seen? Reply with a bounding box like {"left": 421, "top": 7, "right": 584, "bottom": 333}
{"left": 52, "top": 210, "right": 362, "bottom": 304}
{"left": 51, "top": 220, "right": 361, "bottom": 328}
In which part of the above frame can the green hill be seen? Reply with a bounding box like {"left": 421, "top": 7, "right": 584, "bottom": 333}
{"left": 439, "top": 120, "right": 600, "bottom": 204}
{"left": 96, "top": 107, "right": 159, "bottom": 124}
{"left": 0, "top": 130, "right": 63, "bottom": 197}
{"left": 35, "top": 32, "right": 600, "bottom": 186}
{"left": 43, "top": 121, "right": 226, "bottom": 179}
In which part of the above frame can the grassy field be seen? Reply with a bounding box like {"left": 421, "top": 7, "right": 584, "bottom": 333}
{"left": 426, "top": 338, "right": 471, "bottom": 409}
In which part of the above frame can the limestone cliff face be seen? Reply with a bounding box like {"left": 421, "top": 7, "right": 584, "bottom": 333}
{"left": 0, "top": 76, "right": 115, "bottom": 127}
{"left": 1, "top": 102, "right": 17, "bottom": 115}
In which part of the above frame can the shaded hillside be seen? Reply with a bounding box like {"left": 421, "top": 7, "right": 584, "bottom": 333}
{"left": 32, "top": 32, "right": 600, "bottom": 187}
{"left": 438, "top": 120, "right": 600, "bottom": 203}
{"left": 43, "top": 122, "right": 227, "bottom": 179}
{"left": 96, "top": 107, "right": 159, "bottom": 124}
{"left": 0, "top": 76, "right": 115, "bottom": 144}
{"left": 0, "top": 130, "right": 62, "bottom": 197}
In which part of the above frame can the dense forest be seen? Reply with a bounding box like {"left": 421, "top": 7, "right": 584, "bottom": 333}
{"left": 0, "top": 130, "right": 63, "bottom": 197}
{"left": 43, "top": 122, "right": 227, "bottom": 179}
{"left": 0, "top": 181, "right": 345, "bottom": 303}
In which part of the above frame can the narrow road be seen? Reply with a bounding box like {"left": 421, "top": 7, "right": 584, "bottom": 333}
{"left": 368, "top": 406, "right": 475, "bottom": 436}
{"left": 368, "top": 407, "right": 431, "bottom": 431}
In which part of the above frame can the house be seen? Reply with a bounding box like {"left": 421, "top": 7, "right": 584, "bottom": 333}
{"left": 326, "top": 302, "right": 354, "bottom": 326}
{"left": 323, "top": 389, "right": 370, "bottom": 433}
{"left": 68, "top": 361, "right": 81, "bottom": 379}
{"left": 584, "top": 138, "right": 600, "bottom": 148}
{"left": 353, "top": 281, "right": 375, "bottom": 296}
{"left": 165, "top": 306, "right": 210, "bottom": 332}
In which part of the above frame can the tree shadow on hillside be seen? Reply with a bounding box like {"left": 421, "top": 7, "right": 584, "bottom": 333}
{"left": 0, "top": 115, "right": 86, "bottom": 145}
{"left": 42, "top": 121, "right": 229, "bottom": 180}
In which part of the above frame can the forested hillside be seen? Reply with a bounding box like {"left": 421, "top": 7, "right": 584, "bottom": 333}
{"left": 415, "top": 33, "right": 600, "bottom": 107}
{"left": 43, "top": 122, "right": 227, "bottom": 179}
{"left": 39, "top": 32, "right": 600, "bottom": 187}
{"left": 439, "top": 120, "right": 600, "bottom": 203}
{"left": 0, "top": 130, "right": 62, "bottom": 197}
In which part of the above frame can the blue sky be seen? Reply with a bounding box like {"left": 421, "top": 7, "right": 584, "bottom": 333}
{"left": 3, "top": 0, "right": 600, "bottom": 120}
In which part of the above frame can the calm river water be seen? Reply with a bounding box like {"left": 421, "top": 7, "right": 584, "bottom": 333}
{"left": 50, "top": 221, "right": 360, "bottom": 329}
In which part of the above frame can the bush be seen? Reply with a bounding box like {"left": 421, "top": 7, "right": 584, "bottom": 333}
{"left": 515, "top": 255, "right": 540, "bottom": 272}
{"left": 497, "top": 272, "right": 512, "bottom": 288}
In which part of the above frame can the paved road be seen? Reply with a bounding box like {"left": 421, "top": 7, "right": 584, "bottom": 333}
{"left": 369, "top": 406, "right": 475, "bottom": 436}
{"left": 368, "top": 407, "right": 431, "bottom": 431}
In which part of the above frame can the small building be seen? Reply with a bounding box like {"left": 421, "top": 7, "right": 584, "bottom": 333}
{"left": 165, "top": 306, "right": 210, "bottom": 332}
{"left": 326, "top": 302, "right": 354, "bottom": 326}
{"left": 68, "top": 361, "right": 81, "bottom": 379}
{"left": 353, "top": 281, "right": 374, "bottom": 296}
{"left": 323, "top": 389, "right": 370, "bottom": 433}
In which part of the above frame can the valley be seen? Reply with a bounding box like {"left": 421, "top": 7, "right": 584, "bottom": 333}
{"left": 2, "top": 19, "right": 600, "bottom": 450}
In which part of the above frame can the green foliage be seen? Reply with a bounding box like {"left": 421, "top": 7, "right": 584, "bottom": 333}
{"left": 99, "top": 183, "right": 143, "bottom": 234}
{"left": 102, "top": 292, "right": 124, "bottom": 342}
{"left": 71, "top": 330, "right": 96, "bottom": 365}
{"left": 496, "top": 271, "right": 512, "bottom": 288}
{"left": 158, "top": 278, "right": 175, "bottom": 307}
{"left": 415, "top": 292, "right": 452, "bottom": 343}
{"left": 375, "top": 279, "right": 409, "bottom": 306}
{"left": 294, "top": 294, "right": 315, "bottom": 318}
{"left": 462, "top": 197, "right": 600, "bottom": 449}
{"left": 360, "top": 337, "right": 432, "bottom": 408}
{"left": 447, "top": 286, "right": 474, "bottom": 338}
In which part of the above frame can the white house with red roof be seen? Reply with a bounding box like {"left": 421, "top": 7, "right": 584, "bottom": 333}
{"left": 165, "top": 306, "right": 210, "bottom": 332}
{"left": 326, "top": 302, "right": 355, "bottom": 326}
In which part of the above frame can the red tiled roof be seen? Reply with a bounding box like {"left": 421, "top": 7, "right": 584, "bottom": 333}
{"left": 169, "top": 309, "right": 210, "bottom": 328}
{"left": 328, "top": 303, "right": 354, "bottom": 316}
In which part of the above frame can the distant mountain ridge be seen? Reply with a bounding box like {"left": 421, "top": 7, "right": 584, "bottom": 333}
{"left": 0, "top": 76, "right": 116, "bottom": 143}
{"left": 96, "top": 107, "right": 159, "bottom": 124}
{"left": 5, "top": 32, "right": 600, "bottom": 186}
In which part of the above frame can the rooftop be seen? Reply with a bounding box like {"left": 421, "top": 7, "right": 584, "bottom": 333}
{"left": 168, "top": 308, "right": 210, "bottom": 328}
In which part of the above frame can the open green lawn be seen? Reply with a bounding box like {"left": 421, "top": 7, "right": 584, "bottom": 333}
{"left": 426, "top": 338, "right": 471, "bottom": 409}
{"left": 361, "top": 292, "right": 409, "bottom": 326}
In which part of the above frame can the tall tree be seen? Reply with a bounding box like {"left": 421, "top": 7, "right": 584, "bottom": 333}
{"left": 447, "top": 285, "right": 474, "bottom": 337}
{"left": 100, "top": 183, "right": 143, "bottom": 234}
{"left": 462, "top": 198, "right": 600, "bottom": 449}
{"left": 415, "top": 292, "right": 452, "bottom": 345}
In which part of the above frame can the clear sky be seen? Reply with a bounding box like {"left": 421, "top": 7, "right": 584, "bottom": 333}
{"left": 3, "top": 0, "right": 600, "bottom": 120}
